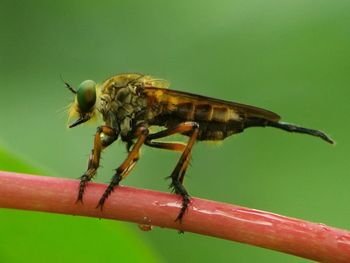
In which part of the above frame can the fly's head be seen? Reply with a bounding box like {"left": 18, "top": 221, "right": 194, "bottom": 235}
{"left": 65, "top": 79, "right": 99, "bottom": 128}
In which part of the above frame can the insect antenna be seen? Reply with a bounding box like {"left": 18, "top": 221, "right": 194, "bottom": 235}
{"left": 60, "top": 74, "right": 77, "bottom": 94}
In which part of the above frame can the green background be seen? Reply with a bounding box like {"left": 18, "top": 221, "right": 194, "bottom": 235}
{"left": 1, "top": 1, "right": 349, "bottom": 262}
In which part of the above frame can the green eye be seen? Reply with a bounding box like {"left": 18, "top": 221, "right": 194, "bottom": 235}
{"left": 77, "top": 80, "right": 96, "bottom": 113}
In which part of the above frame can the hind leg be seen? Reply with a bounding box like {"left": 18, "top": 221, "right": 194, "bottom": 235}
{"left": 146, "top": 122, "right": 200, "bottom": 221}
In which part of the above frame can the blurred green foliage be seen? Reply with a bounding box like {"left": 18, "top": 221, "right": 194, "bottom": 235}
{"left": 0, "top": 150, "right": 160, "bottom": 263}
{"left": 1, "top": 1, "right": 350, "bottom": 262}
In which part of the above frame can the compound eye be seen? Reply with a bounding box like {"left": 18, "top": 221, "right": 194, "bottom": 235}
{"left": 77, "top": 80, "right": 96, "bottom": 113}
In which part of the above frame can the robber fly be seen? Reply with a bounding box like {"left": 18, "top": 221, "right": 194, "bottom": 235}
{"left": 65, "top": 73, "right": 333, "bottom": 221}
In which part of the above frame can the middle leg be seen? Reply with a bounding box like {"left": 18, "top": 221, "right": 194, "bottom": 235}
{"left": 97, "top": 124, "right": 149, "bottom": 208}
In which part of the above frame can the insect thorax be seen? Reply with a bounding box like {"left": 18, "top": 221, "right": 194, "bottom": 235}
{"left": 98, "top": 76, "right": 148, "bottom": 138}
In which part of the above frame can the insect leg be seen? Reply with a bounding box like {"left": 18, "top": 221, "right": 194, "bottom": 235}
{"left": 146, "top": 122, "right": 199, "bottom": 221}
{"left": 97, "top": 125, "right": 149, "bottom": 208}
{"left": 145, "top": 141, "right": 188, "bottom": 181}
{"left": 147, "top": 121, "right": 197, "bottom": 140}
{"left": 172, "top": 123, "right": 199, "bottom": 221}
{"left": 77, "top": 126, "right": 117, "bottom": 202}
{"left": 145, "top": 140, "right": 186, "bottom": 152}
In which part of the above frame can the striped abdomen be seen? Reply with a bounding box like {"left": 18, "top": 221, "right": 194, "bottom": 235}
{"left": 162, "top": 102, "right": 246, "bottom": 140}
{"left": 174, "top": 102, "right": 240, "bottom": 123}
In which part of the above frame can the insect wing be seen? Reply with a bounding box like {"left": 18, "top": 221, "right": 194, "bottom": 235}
{"left": 143, "top": 87, "right": 281, "bottom": 122}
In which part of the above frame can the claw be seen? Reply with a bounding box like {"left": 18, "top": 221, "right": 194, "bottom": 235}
{"left": 96, "top": 173, "right": 122, "bottom": 209}
{"left": 96, "top": 198, "right": 105, "bottom": 210}
{"left": 175, "top": 194, "right": 191, "bottom": 222}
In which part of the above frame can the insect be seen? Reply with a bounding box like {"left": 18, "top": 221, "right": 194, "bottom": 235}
{"left": 65, "top": 73, "right": 334, "bottom": 221}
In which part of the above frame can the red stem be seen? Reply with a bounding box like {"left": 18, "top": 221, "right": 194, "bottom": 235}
{"left": 0, "top": 171, "right": 349, "bottom": 262}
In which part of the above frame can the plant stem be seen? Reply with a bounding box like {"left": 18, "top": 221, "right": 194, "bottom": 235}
{"left": 0, "top": 171, "right": 349, "bottom": 262}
